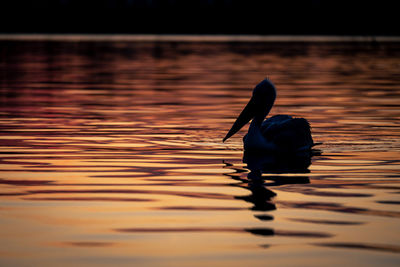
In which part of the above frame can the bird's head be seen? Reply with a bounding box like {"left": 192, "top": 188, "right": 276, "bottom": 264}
{"left": 223, "top": 79, "right": 276, "bottom": 142}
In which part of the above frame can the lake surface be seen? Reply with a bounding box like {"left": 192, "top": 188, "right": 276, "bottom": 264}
{"left": 1, "top": 37, "right": 400, "bottom": 266}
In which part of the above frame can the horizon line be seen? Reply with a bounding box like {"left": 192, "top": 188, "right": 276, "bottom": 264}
{"left": 1, "top": 34, "right": 400, "bottom": 42}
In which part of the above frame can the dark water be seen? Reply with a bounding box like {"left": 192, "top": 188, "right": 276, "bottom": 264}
{"left": 1, "top": 38, "right": 400, "bottom": 266}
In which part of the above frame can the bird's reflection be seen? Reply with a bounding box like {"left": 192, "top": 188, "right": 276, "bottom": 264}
{"left": 243, "top": 149, "right": 317, "bottom": 175}
{"left": 235, "top": 178, "right": 277, "bottom": 212}
{"left": 224, "top": 149, "right": 320, "bottom": 230}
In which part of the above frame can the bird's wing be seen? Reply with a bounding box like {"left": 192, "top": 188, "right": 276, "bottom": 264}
{"left": 262, "top": 116, "right": 314, "bottom": 152}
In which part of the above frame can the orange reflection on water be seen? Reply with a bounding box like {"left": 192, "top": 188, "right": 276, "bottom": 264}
{"left": 1, "top": 39, "right": 400, "bottom": 266}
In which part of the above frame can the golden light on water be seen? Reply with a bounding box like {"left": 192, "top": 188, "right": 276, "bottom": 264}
{"left": 1, "top": 38, "right": 400, "bottom": 266}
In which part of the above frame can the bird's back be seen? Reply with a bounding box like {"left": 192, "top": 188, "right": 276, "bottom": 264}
{"left": 261, "top": 115, "right": 314, "bottom": 153}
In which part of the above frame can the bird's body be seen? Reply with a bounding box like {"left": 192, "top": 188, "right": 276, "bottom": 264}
{"left": 224, "top": 79, "right": 316, "bottom": 153}
{"left": 245, "top": 114, "right": 314, "bottom": 152}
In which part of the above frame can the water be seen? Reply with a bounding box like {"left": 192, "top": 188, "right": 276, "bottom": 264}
{"left": 1, "top": 38, "right": 400, "bottom": 266}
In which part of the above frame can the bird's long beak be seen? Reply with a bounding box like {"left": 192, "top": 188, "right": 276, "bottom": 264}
{"left": 223, "top": 98, "right": 256, "bottom": 142}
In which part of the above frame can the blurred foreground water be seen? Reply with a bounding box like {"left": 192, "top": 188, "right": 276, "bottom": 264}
{"left": 0, "top": 38, "right": 400, "bottom": 266}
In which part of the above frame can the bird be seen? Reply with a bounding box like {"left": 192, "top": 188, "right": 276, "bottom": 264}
{"left": 223, "top": 79, "right": 316, "bottom": 154}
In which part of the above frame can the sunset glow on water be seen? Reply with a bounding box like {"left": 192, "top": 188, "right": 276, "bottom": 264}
{"left": 1, "top": 37, "right": 400, "bottom": 266}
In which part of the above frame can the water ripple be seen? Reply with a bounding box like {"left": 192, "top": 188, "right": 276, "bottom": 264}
{"left": 1, "top": 40, "right": 400, "bottom": 266}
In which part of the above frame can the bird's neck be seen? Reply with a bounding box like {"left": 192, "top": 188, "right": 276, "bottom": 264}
{"left": 252, "top": 114, "right": 265, "bottom": 128}
{"left": 245, "top": 114, "right": 276, "bottom": 152}
{"left": 252, "top": 96, "right": 274, "bottom": 128}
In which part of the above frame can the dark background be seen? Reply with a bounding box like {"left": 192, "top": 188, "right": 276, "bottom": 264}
{"left": 0, "top": 0, "right": 398, "bottom": 35}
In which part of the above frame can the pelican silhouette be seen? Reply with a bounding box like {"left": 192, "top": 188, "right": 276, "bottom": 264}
{"left": 223, "top": 79, "right": 316, "bottom": 153}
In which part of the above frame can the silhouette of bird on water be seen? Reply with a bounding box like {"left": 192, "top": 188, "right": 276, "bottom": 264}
{"left": 223, "top": 79, "right": 318, "bottom": 154}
